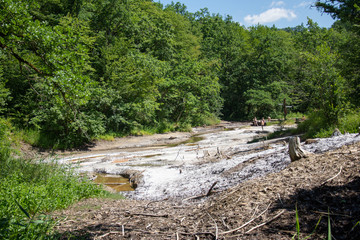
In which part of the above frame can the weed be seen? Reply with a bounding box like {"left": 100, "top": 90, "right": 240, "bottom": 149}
{"left": 0, "top": 154, "right": 106, "bottom": 239}
{"left": 292, "top": 204, "right": 334, "bottom": 240}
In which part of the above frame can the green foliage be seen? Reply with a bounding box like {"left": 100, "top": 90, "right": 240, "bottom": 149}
{"left": 292, "top": 203, "right": 323, "bottom": 240}
{"left": 297, "top": 111, "right": 334, "bottom": 138}
{"left": 0, "top": 119, "right": 104, "bottom": 238}
{"left": 1, "top": 0, "right": 359, "bottom": 148}
{"left": 296, "top": 109, "right": 360, "bottom": 138}
{"left": 338, "top": 109, "right": 360, "bottom": 133}
{"left": 0, "top": 157, "right": 105, "bottom": 239}
{"left": 316, "top": 0, "right": 360, "bottom": 27}
{"left": 0, "top": 118, "right": 12, "bottom": 161}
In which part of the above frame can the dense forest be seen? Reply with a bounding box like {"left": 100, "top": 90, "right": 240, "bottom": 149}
{"left": 0, "top": 0, "right": 359, "bottom": 148}
{"left": 0, "top": 0, "right": 360, "bottom": 238}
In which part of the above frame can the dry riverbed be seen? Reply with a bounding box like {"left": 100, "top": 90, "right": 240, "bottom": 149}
{"left": 56, "top": 121, "right": 295, "bottom": 200}
{"left": 55, "top": 121, "right": 359, "bottom": 203}
{"left": 54, "top": 126, "right": 360, "bottom": 239}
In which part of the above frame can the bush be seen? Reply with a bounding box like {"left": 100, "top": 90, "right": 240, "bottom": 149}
{"left": 338, "top": 110, "right": 360, "bottom": 134}
{"left": 0, "top": 148, "right": 105, "bottom": 239}
{"left": 296, "top": 109, "right": 360, "bottom": 138}
{"left": 0, "top": 118, "right": 12, "bottom": 161}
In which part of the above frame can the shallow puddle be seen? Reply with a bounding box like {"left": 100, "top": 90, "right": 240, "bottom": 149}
{"left": 94, "top": 174, "right": 135, "bottom": 192}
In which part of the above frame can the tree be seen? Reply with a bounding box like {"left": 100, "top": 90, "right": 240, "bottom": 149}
{"left": 315, "top": 1, "right": 360, "bottom": 107}
{"left": 0, "top": 0, "right": 103, "bottom": 146}
{"left": 315, "top": 0, "right": 360, "bottom": 27}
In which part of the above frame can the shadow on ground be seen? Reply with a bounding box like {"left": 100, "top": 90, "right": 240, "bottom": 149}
{"left": 266, "top": 177, "right": 360, "bottom": 239}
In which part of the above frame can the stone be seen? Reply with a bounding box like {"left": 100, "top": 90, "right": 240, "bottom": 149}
{"left": 305, "top": 139, "right": 318, "bottom": 144}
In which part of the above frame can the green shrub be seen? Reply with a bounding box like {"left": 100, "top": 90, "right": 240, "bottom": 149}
{"left": 338, "top": 110, "right": 360, "bottom": 134}
{"left": 0, "top": 156, "right": 105, "bottom": 239}
{"left": 296, "top": 110, "right": 334, "bottom": 138}
{"left": 296, "top": 109, "right": 360, "bottom": 138}
{"left": 0, "top": 118, "right": 12, "bottom": 161}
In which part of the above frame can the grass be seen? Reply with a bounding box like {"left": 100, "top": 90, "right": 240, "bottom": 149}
{"left": 296, "top": 110, "right": 360, "bottom": 139}
{"left": 0, "top": 157, "right": 106, "bottom": 239}
{"left": 292, "top": 204, "right": 325, "bottom": 240}
{"left": 0, "top": 119, "right": 106, "bottom": 239}
{"left": 101, "top": 192, "right": 126, "bottom": 200}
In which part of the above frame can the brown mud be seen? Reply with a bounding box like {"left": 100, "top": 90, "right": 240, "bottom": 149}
{"left": 54, "top": 139, "right": 360, "bottom": 239}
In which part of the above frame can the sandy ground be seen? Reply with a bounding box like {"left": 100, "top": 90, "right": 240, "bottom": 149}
{"left": 54, "top": 134, "right": 360, "bottom": 239}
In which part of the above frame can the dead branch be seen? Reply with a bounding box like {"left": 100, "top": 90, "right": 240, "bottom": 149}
{"left": 207, "top": 212, "right": 219, "bottom": 239}
{"left": 96, "top": 231, "right": 122, "bottom": 239}
{"left": 183, "top": 181, "right": 218, "bottom": 201}
{"left": 321, "top": 166, "right": 342, "bottom": 186}
{"left": 220, "top": 203, "right": 271, "bottom": 235}
{"left": 127, "top": 212, "right": 168, "bottom": 218}
{"left": 206, "top": 181, "right": 218, "bottom": 196}
{"left": 245, "top": 209, "right": 285, "bottom": 234}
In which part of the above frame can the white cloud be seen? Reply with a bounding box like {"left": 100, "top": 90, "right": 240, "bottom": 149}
{"left": 295, "top": 1, "right": 313, "bottom": 8}
{"left": 244, "top": 8, "right": 297, "bottom": 24}
{"left": 271, "top": 1, "right": 285, "bottom": 7}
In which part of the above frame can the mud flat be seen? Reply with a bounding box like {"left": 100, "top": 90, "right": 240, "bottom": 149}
{"left": 57, "top": 122, "right": 360, "bottom": 201}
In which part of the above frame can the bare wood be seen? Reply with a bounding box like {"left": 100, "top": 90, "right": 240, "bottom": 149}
{"left": 289, "top": 137, "right": 310, "bottom": 162}
{"left": 207, "top": 212, "right": 219, "bottom": 239}
{"left": 245, "top": 210, "right": 285, "bottom": 234}
{"left": 206, "top": 181, "right": 218, "bottom": 196}
{"left": 128, "top": 212, "right": 168, "bottom": 218}
{"left": 96, "top": 231, "right": 122, "bottom": 239}
{"left": 220, "top": 203, "right": 271, "bottom": 235}
{"left": 183, "top": 181, "right": 218, "bottom": 201}
{"left": 321, "top": 166, "right": 342, "bottom": 186}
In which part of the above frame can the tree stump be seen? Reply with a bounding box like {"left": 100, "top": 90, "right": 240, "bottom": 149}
{"left": 331, "top": 128, "right": 342, "bottom": 137}
{"left": 289, "top": 137, "right": 309, "bottom": 162}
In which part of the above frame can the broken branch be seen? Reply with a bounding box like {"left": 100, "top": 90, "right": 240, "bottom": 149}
{"left": 220, "top": 203, "right": 271, "bottom": 235}
{"left": 127, "top": 212, "right": 168, "bottom": 218}
{"left": 321, "top": 166, "right": 342, "bottom": 186}
{"left": 245, "top": 209, "right": 285, "bottom": 234}
{"left": 183, "top": 181, "right": 218, "bottom": 201}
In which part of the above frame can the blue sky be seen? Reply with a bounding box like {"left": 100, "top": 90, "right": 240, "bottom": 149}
{"left": 157, "top": 0, "right": 335, "bottom": 28}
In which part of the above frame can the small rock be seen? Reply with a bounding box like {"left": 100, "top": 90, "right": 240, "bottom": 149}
{"left": 305, "top": 139, "right": 318, "bottom": 144}
{"left": 212, "top": 168, "right": 225, "bottom": 174}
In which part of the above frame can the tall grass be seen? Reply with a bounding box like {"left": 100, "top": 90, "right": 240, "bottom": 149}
{"left": 292, "top": 204, "right": 323, "bottom": 240}
{"left": 296, "top": 110, "right": 360, "bottom": 138}
{"left": 0, "top": 118, "right": 105, "bottom": 239}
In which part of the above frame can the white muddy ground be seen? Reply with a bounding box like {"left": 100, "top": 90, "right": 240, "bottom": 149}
{"left": 57, "top": 122, "right": 360, "bottom": 201}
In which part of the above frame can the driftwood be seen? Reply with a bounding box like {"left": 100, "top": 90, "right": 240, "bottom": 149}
{"left": 183, "top": 181, "right": 218, "bottom": 201}
{"left": 289, "top": 137, "right": 310, "bottom": 162}
{"left": 126, "top": 212, "right": 168, "bottom": 218}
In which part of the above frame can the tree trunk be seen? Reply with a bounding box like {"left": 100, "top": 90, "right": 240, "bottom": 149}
{"left": 289, "top": 137, "right": 309, "bottom": 162}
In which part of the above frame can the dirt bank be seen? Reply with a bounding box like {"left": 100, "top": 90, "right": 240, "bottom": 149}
{"left": 54, "top": 133, "right": 360, "bottom": 239}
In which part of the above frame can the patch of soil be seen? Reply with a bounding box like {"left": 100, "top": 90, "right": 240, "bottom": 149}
{"left": 54, "top": 140, "right": 360, "bottom": 239}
